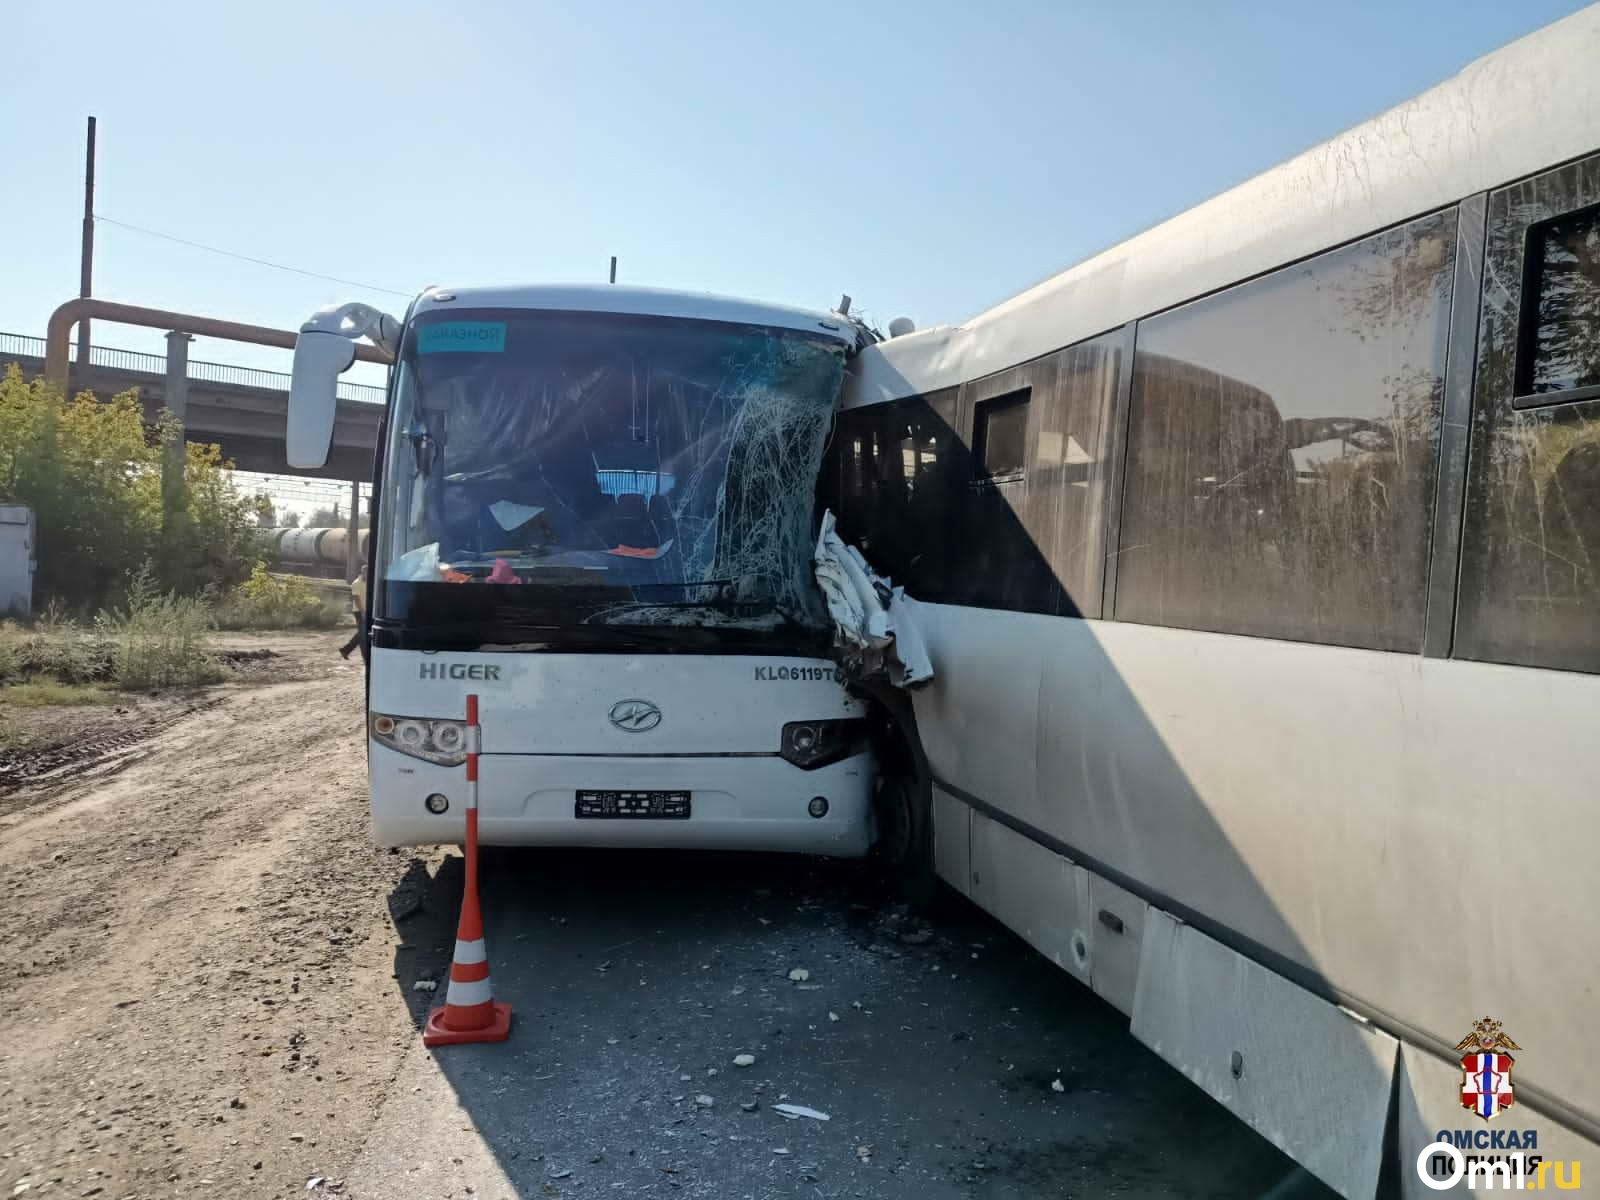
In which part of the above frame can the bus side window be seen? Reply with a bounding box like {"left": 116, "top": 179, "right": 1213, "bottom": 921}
{"left": 1456, "top": 153, "right": 1600, "bottom": 674}
{"left": 951, "top": 331, "right": 1120, "bottom": 619}
{"left": 1113, "top": 209, "right": 1458, "bottom": 651}
{"left": 973, "top": 390, "right": 1031, "bottom": 482}
{"left": 1514, "top": 201, "right": 1600, "bottom": 406}
{"left": 825, "top": 388, "right": 962, "bottom": 602}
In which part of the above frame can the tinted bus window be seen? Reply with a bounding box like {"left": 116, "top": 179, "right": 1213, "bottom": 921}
{"left": 975, "top": 391, "right": 1030, "bottom": 480}
{"left": 825, "top": 389, "right": 963, "bottom": 603}
{"left": 1115, "top": 210, "right": 1458, "bottom": 650}
{"left": 1457, "top": 154, "right": 1600, "bottom": 674}
{"left": 1519, "top": 203, "right": 1600, "bottom": 400}
{"left": 824, "top": 330, "right": 1119, "bottom": 617}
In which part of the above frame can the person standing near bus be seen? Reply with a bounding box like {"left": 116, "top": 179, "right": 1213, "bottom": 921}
{"left": 339, "top": 564, "right": 367, "bottom": 660}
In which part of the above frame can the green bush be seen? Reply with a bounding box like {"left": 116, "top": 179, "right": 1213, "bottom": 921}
{"left": 213, "top": 562, "right": 346, "bottom": 630}
{"left": 96, "top": 567, "right": 223, "bottom": 690}
{"left": 0, "top": 365, "right": 260, "bottom": 610}
{"left": 0, "top": 621, "right": 118, "bottom": 684}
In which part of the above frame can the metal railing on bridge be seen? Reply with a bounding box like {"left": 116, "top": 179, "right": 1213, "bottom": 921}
{"left": 0, "top": 331, "right": 387, "bottom": 404}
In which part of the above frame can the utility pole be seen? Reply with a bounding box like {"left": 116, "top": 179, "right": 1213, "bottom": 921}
{"left": 347, "top": 479, "right": 361, "bottom": 581}
{"left": 609, "top": 256, "right": 617, "bottom": 284}
{"left": 77, "top": 116, "right": 97, "bottom": 390}
{"left": 161, "top": 331, "right": 193, "bottom": 523}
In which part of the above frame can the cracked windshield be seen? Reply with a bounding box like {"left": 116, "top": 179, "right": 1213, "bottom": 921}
{"left": 379, "top": 311, "right": 846, "bottom": 635}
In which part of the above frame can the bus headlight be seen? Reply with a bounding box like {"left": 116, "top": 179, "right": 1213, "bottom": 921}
{"left": 370, "top": 714, "right": 469, "bottom": 766}
{"left": 780, "top": 719, "right": 867, "bottom": 770}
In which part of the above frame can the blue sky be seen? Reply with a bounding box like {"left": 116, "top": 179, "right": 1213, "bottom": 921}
{"left": 3, "top": 0, "right": 1591, "bottom": 387}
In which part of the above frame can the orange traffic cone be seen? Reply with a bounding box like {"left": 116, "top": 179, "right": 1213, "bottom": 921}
{"left": 424, "top": 694, "right": 512, "bottom": 1047}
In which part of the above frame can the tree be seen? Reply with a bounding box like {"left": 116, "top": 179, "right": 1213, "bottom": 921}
{"left": 251, "top": 493, "right": 277, "bottom": 528}
{"left": 0, "top": 365, "right": 258, "bottom": 609}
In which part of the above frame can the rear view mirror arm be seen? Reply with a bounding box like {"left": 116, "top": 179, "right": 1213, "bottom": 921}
{"left": 286, "top": 301, "right": 404, "bottom": 470}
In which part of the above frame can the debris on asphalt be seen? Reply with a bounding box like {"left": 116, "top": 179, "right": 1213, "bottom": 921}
{"left": 695, "top": 1094, "right": 715, "bottom": 1108}
{"left": 827, "top": 1011, "right": 840, "bottom": 1022}
{"left": 306, "top": 1177, "right": 325, "bottom": 1191}
{"left": 733, "top": 1053, "right": 756, "bottom": 1067}
{"left": 741, "top": 1101, "right": 760, "bottom": 1112}
{"left": 787, "top": 967, "right": 810, "bottom": 982}
{"left": 866, "top": 942, "right": 901, "bottom": 958}
{"left": 410, "top": 980, "right": 436, "bottom": 993}
{"left": 773, "top": 1104, "right": 830, "bottom": 1122}
{"left": 1051, "top": 1078, "right": 1066, "bottom": 1093}
{"left": 549, "top": 1168, "right": 573, "bottom": 1180}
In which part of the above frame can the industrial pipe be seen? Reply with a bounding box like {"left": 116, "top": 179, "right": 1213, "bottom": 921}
{"left": 44, "top": 297, "right": 393, "bottom": 391}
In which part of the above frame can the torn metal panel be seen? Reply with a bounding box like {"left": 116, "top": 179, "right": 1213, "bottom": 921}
{"left": 813, "top": 509, "right": 933, "bottom": 689}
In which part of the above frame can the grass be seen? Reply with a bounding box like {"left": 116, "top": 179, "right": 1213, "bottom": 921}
{"left": 211, "top": 564, "right": 347, "bottom": 631}
{"left": 2, "top": 681, "right": 117, "bottom": 707}
{"left": 97, "top": 569, "right": 225, "bottom": 690}
{"left": 0, "top": 562, "right": 348, "bottom": 702}
{"left": 0, "top": 678, "right": 117, "bottom": 753}
{"left": 0, "top": 624, "right": 119, "bottom": 685}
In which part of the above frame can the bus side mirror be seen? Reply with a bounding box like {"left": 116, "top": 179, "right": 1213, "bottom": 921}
{"left": 287, "top": 331, "right": 357, "bottom": 468}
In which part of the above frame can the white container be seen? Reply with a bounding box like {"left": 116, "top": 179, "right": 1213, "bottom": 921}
{"left": 0, "top": 505, "right": 36, "bottom": 618}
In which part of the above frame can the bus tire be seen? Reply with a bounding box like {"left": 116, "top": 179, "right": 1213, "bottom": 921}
{"left": 862, "top": 687, "right": 937, "bottom": 907}
{"left": 874, "top": 766, "right": 936, "bottom": 906}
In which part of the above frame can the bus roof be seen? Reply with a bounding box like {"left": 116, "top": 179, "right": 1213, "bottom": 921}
{"left": 412, "top": 283, "right": 855, "bottom": 344}
{"left": 851, "top": 3, "right": 1600, "bottom": 405}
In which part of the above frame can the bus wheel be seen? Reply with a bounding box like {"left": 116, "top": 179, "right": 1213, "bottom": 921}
{"left": 873, "top": 765, "right": 936, "bottom": 907}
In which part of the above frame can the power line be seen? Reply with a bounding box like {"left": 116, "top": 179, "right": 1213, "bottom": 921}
{"left": 95, "top": 215, "right": 414, "bottom": 298}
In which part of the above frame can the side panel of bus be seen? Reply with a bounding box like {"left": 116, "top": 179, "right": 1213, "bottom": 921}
{"left": 828, "top": 152, "right": 1600, "bottom": 1195}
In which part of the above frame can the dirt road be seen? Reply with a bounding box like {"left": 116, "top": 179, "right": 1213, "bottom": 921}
{"left": 0, "top": 633, "right": 1323, "bottom": 1199}
{"left": 0, "top": 633, "right": 447, "bottom": 1199}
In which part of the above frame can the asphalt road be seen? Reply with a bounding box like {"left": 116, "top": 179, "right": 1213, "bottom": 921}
{"left": 353, "top": 848, "right": 1336, "bottom": 1199}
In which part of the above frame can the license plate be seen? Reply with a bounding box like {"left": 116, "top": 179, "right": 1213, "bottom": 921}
{"left": 575, "top": 790, "right": 691, "bottom": 819}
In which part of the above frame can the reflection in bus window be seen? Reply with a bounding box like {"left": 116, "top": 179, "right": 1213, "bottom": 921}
{"left": 1459, "top": 159, "right": 1600, "bottom": 674}
{"left": 1116, "top": 210, "right": 1458, "bottom": 650}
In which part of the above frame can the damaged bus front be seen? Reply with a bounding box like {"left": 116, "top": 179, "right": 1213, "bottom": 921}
{"left": 288, "top": 286, "right": 875, "bottom": 854}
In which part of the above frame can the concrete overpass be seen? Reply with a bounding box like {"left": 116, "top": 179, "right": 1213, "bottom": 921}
{"left": 0, "top": 331, "right": 385, "bottom": 482}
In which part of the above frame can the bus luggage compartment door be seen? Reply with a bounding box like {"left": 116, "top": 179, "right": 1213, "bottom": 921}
{"left": 1131, "top": 909, "right": 1397, "bottom": 1199}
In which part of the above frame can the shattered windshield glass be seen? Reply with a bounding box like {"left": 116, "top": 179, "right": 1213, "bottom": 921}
{"left": 374, "top": 309, "right": 846, "bottom": 646}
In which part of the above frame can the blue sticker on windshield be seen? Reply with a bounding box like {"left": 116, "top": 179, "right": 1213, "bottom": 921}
{"left": 417, "top": 321, "right": 506, "bottom": 354}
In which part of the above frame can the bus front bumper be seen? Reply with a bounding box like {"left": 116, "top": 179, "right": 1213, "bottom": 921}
{"left": 369, "top": 741, "right": 874, "bottom": 857}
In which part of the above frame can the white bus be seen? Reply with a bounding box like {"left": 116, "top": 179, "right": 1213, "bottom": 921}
{"left": 287, "top": 286, "right": 887, "bottom": 858}
{"left": 828, "top": 8, "right": 1600, "bottom": 1198}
